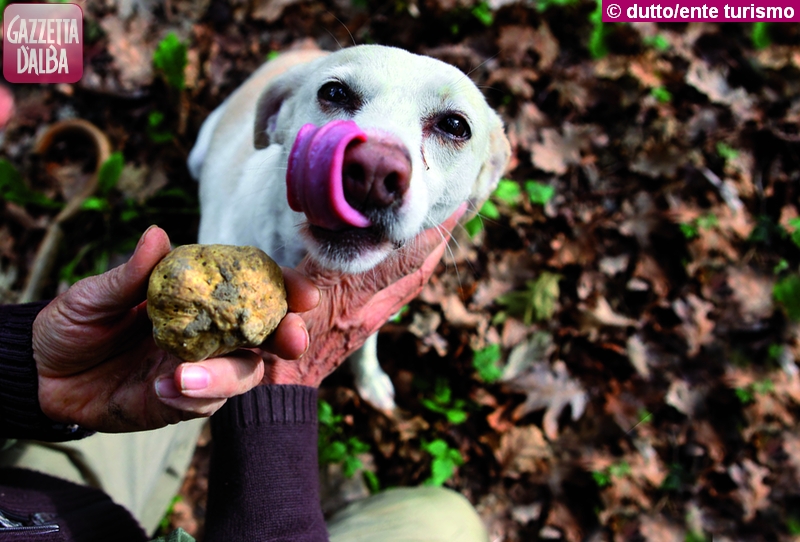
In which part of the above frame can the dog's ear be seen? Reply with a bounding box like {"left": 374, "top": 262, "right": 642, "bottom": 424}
{"left": 471, "top": 110, "right": 511, "bottom": 201}
{"left": 253, "top": 69, "right": 309, "bottom": 149}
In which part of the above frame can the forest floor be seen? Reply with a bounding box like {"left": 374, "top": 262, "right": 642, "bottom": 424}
{"left": 2, "top": 1, "right": 800, "bottom": 540}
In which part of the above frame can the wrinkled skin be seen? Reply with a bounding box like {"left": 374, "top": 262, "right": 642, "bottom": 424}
{"left": 33, "top": 226, "right": 316, "bottom": 433}
{"left": 259, "top": 206, "right": 465, "bottom": 386}
{"left": 148, "top": 244, "right": 287, "bottom": 361}
{"left": 31, "top": 206, "right": 461, "bottom": 432}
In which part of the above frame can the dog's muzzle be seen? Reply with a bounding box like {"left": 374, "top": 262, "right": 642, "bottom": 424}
{"left": 286, "top": 120, "right": 411, "bottom": 231}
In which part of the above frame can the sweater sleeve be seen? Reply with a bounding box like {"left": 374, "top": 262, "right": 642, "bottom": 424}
{"left": 204, "top": 385, "right": 328, "bottom": 541}
{"left": 0, "top": 301, "right": 92, "bottom": 442}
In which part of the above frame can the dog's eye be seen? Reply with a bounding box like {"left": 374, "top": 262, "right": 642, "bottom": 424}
{"left": 436, "top": 115, "right": 471, "bottom": 140}
{"left": 318, "top": 82, "right": 351, "bottom": 105}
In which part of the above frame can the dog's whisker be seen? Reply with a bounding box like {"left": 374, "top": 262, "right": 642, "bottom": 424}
{"left": 322, "top": 26, "right": 345, "bottom": 51}
{"left": 464, "top": 52, "right": 499, "bottom": 79}
{"left": 325, "top": 10, "right": 357, "bottom": 48}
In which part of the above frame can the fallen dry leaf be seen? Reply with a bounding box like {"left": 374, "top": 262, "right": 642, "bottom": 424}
{"left": 686, "top": 60, "right": 758, "bottom": 123}
{"left": 495, "top": 424, "right": 552, "bottom": 478}
{"left": 728, "top": 459, "right": 771, "bottom": 522}
{"left": 503, "top": 360, "right": 587, "bottom": 440}
{"left": 673, "top": 294, "right": 715, "bottom": 357}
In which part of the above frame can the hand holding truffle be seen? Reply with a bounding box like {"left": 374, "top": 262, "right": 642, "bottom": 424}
{"left": 32, "top": 226, "right": 319, "bottom": 433}
{"left": 259, "top": 205, "right": 466, "bottom": 387}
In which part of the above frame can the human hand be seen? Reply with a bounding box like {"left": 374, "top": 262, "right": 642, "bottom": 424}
{"left": 33, "top": 226, "right": 319, "bottom": 433}
{"left": 261, "top": 204, "right": 467, "bottom": 387}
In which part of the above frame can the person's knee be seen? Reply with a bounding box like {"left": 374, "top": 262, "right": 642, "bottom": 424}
{"left": 328, "top": 486, "right": 488, "bottom": 542}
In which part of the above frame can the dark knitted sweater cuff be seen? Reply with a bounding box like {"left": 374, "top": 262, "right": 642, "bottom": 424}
{"left": 0, "top": 301, "right": 91, "bottom": 442}
{"left": 211, "top": 384, "right": 318, "bottom": 429}
{"left": 206, "top": 385, "right": 328, "bottom": 541}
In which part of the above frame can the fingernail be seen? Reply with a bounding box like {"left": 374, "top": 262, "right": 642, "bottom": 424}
{"left": 135, "top": 225, "right": 158, "bottom": 252}
{"left": 181, "top": 366, "right": 210, "bottom": 391}
{"left": 155, "top": 377, "right": 181, "bottom": 399}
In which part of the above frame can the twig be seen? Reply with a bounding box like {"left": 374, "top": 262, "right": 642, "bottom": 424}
{"left": 19, "top": 119, "right": 111, "bottom": 302}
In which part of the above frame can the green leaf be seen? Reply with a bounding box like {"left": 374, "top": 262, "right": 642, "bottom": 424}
{"left": 525, "top": 180, "right": 555, "bottom": 205}
{"left": 319, "top": 440, "right": 348, "bottom": 464}
{"left": 80, "top": 196, "right": 110, "bottom": 212}
{"left": 426, "top": 457, "right": 456, "bottom": 486}
{"left": 534, "top": 0, "right": 580, "bottom": 11}
{"left": 432, "top": 378, "right": 453, "bottom": 404}
{"left": 751, "top": 22, "right": 771, "bottom": 50}
{"left": 342, "top": 455, "right": 364, "bottom": 478}
{"left": 592, "top": 470, "right": 611, "bottom": 487}
{"left": 680, "top": 223, "right": 699, "bottom": 239}
{"left": 685, "top": 531, "right": 708, "bottom": 542}
{"left": 445, "top": 409, "right": 468, "bottom": 424}
{"left": 497, "top": 272, "right": 561, "bottom": 325}
{"left": 480, "top": 199, "right": 500, "bottom": 220}
{"left": 422, "top": 439, "right": 463, "bottom": 486}
{"left": 696, "top": 214, "right": 718, "bottom": 230}
{"left": 266, "top": 50, "right": 280, "bottom": 61}
{"left": 752, "top": 379, "right": 774, "bottom": 395}
{"left": 588, "top": 0, "right": 609, "bottom": 59}
{"left": 464, "top": 215, "right": 484, "bottom": 238}
{"left": 774, "top": 274, "right": 800, "bottom": 321}
{"left": 787, "top": 516, "right": 800, "bottom": 535}
{"left": 787, "top": 217, "right": 800, "bottom": 249}
{"left": 650, "top": 86, "right": 672, "bottom": 103}
{"left": 420, "top": 398, "right": 447, "bottom": 415}
{"left": 347, "top": 436, "right": 370, "bottom": 455}
{"left": 735, "top": 386, "right": 754, "bottom": 404}
{"left": 471, "top": 2, "right": 494, "bottom": 26}
{"left": 97, "top": 151, "right": 124, "bottom": 196}
{"left": 493, "top": 179, "right": 522, "bottom": 205}
{"left": 716, "top": 142, "right": 740, "bottom": 161}
{"left": 643, "top": 34, "right": 670, "bottom": 51}
{"left": 153, "top": 32, "right": 188, "bottom": 90}
{"left": 768, "top": 343, "right": 784, "bottom": 360}
{"left": 422, "top": 439, "right": 449, "bottom": 458}
{"left": 0, "top": 159, "right": 61, "bottom": 209}
{"left": 363, "top": 470, "right": 381, "bottom": 493}
{"left": 318, "top": 399, "right": 340, "bottom": 428}
{"left": 148, "top": 111, "right": 174, "bottom": 143}
{"left": 389, "top": 305, "right": 409, "bottom": 323}
{"left": 472, "top": 343, "right": 503, "bottom": 383}
{"left": 608, "top": 461, "right": 631, "bottom": 478}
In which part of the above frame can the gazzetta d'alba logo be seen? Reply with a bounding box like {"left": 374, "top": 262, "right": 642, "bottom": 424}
{"left": 3, "top": 3, "right": 83, "bottom": 84}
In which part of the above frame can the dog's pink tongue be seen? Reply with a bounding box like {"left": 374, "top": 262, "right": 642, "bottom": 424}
{"left": 287, "top": 120, "right": 371, "bottom": 230}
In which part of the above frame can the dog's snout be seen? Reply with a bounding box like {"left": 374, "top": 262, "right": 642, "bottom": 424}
{"left": 343, "top": 138, "right": 411, "bottom": 211}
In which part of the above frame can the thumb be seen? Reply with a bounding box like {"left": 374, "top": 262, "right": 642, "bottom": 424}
{"left": 68, "top": 226, "right": 172, "bottom": 315}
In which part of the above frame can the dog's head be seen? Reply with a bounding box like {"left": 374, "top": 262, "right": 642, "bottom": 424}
{"left": 254, "top": 45, "right": 510, "bottom": 272}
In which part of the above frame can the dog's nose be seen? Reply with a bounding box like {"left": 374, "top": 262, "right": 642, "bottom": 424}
{"left": 342, "top": 137, "right": 411, "bottom": 211}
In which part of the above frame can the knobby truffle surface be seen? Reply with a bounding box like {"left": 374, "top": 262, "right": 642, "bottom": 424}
{"left": 147, "top": 244, "right": 287, "bottom": 361}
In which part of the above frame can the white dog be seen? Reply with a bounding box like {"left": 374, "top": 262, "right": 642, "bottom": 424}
{"left": 188, "top": 45, "right": 510, "bottom": 411}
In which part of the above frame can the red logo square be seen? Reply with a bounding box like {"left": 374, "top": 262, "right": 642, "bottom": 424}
{"left": 3, "top": 3, "right": 83, "bottom": 84}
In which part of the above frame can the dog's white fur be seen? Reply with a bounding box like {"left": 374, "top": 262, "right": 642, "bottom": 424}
{"left": 189, "top": 45, "right": 510, "bottom": 410}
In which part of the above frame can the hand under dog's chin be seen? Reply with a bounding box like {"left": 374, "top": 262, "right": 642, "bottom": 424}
{"left": 302, "top": 224, "right": 398, "bottom": 273}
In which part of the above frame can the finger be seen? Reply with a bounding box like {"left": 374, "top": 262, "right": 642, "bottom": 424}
{"left": 166, "top": 349, "right": 265, "bottom": 399}
{"left": 260, "top": 312, "right": 309, "bottom": 360}
{"left": 151, "top": 386, "right": 228, "bottom": 419}
{"left": 70, "top": 226, "right": 171, "bottom": 316}
{"left": 115, "top": 226, "right": 172, "bottom": 306}
{"left": 281, "top": 267, "right": 320, "bottom": 313}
